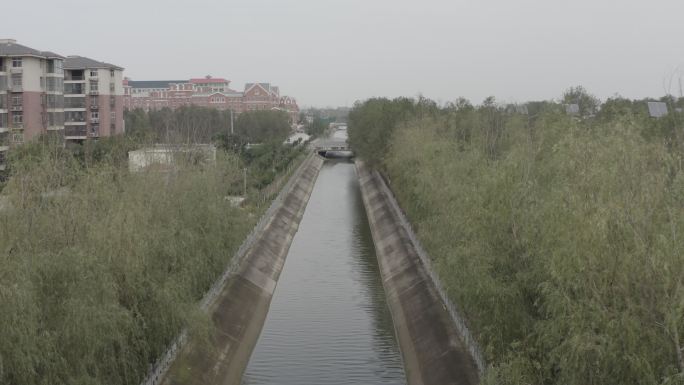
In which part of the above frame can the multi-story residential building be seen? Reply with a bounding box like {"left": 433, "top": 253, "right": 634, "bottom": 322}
{"left": 123, "top": 77, "right": 300, "bottom": 124}
{"left": 0, "top": 39, "right": 65, "bottom": 169}
{"left": 63, "top": 56, "right": 124, "bottom": 141}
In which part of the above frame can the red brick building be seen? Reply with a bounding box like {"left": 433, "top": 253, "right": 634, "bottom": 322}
{"left": 123, "top": 77, "right": 299, "bottom": 124}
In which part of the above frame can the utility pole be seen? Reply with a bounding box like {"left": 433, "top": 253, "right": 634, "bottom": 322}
{"left": 243, "top": 167, "right": 247, "bottom": 197}
{"left": 230, "top": 109, "right": 234, "bottom": 135}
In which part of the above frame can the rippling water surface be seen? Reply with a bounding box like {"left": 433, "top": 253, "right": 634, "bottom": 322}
{"left": 242, "top": 157, "right": 406, "bottom": 385}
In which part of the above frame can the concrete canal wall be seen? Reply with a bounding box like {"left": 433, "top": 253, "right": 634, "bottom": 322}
{"left": 356, "top": 161, "right": 481, "bottom": 385}
{"left": 147, "top": 153, "right": 324, "bottom": 385}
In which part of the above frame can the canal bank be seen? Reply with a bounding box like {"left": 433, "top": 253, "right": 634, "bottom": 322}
{"left": 356, "top": 161, "right": 481, "bottom": 385}
{"left": 155, "top": 153, "right": 324, "bottom": 385}
{"left": 242, "top": 160, "right": 406, "bottom": 385}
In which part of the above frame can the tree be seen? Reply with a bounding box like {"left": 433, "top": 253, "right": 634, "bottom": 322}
{"left": 235, "top": 110, "right": 291, "bottom": 143}
{"left": 562, "top": 86, "right": 600, "bottom": 116}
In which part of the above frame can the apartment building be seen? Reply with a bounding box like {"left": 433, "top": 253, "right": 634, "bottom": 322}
{"left": 63, "top": 56, "right": 124, "bottom": 141}
{"left": 123, "top": 77, "right": 300, "bottom": 124}
{"left": 0, "top": 39, "right": 65, "bottom": 169}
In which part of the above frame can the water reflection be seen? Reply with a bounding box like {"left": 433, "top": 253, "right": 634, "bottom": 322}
{"left": 242, "top": 160, "right": 406, "bottom": 385}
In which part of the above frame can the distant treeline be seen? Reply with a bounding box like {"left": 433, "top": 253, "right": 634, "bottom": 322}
{"left": 125, "top": 106, "right": 292, "bottom": 144}
{"left": 348, "top": 88, "right": 684, "bottom": 385}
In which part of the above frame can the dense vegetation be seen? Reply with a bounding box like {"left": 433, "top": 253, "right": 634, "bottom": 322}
{"left": 125, "top": 106, "right": 291, "bottom": 144}
{"left": 0, "top": 106, "right": 304, "bottom": 384}
{"left": 349, "top": 91, "right": 684, "bottom": 385}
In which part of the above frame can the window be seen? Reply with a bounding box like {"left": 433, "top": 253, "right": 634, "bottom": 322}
{"left": 11, "top": 58, "right": 22, "bottom": 68}
{"left": 12, "top": 113, "right": 23, "bottom": 124}
{"left": 91, "top": 111, "right": 99, "bottom": 119}
{"left": 110, "top": 111, "right": 115, "bottom": 121}
{"left": 64, "top": 83, "right": 84, "bottom": 95}
{"left": 47, "top": 112, "right": 64, "bottom": 126}
{"left": 109, "top": 83, "right": 115, "bottom": 92}
{"left": 0, "top": 58, "right": 4, "bottom": 71}
{"left": 65, "top": 97, "right": 85, "bottom": 109}
{"left": 90, "top": 81, "right": 98, "bottom": 92}
{"left": 11, "top": 73, "right": 22, "bottom": 87}
{"left": 110, "top": 69, "right": 114, "bottom": 77}
{"left": 47, "top": 60, "right": 63, "bottom": 74}
{"left": 46, "top": 77, "right": 63, "bottom": 93}
{"left": 90, "top": 70, "right": 98, "bottom": 77}
{"left": 11, "top": 95, "right": 21, "bottom": 107}
{"left": 65, "top": 111, "right": 85, "bottom": 122}
{"left": 46, "top": 95, "right": 64, "bottom": 109}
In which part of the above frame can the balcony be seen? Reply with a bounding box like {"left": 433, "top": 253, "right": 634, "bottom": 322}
{"left": 12, "top": 123, "right": 23, "bottom": 130}
{"left": 9, "top": 67, "right": 22, "bottom": 74}
{"left": 64, "top": 75, "right": 85, "bottom": 82}
{"left": 90, "top": 104, "right": 99, "bottom": 110}
{"left": 65, "top": 126, "right": 87, "bottom": 138}
{"left": 89, "top": 90, "right": 99, "bottom": 96}
{"left": 10, "top": 105, "right": 22, "bottom": 112}
{"left": 64, "top": 84, "right": 85, "bottom": 95}
{"left": 90, "top": 118, "right": 100, "bottom": 124}
{"left": 11, "top": 85, "right": 22, "bottom": 92}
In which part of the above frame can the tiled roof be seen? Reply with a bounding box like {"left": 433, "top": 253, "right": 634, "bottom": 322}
{"left": 64, "top": 55, "right": 123, "bottom": 70}
{"left": 127, "top": 80, "right": 185, "bottom": 89}
{"left": 0, "top": 40, "right": 64, "bottom": 58}
{"left": 190, "top": 78, "right": 229, "bottom": 84}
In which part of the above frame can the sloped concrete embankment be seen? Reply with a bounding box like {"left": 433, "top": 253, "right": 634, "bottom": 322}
{"left": 356, "top": 161, "right": 482, "bottom": 385}
{"left": 146, "top": 153, "right": 324, "bottom": 385}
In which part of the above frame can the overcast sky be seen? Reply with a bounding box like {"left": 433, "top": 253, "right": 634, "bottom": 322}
{"left": 5, "top": 0, "right": 684, "bottom": 107}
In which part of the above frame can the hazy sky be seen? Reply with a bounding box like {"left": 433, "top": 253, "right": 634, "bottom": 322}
{"left": 5, "top": 0, "right": 684, "bottom": 107}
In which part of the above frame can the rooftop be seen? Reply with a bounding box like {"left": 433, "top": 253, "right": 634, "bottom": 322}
{"left": 0, "top": 39, "right": 64, "bottom": 59}
{"left": 190, "top": 77, "right": 229, "bottom": 84}
{"left": 127, "top": 80, "right": 186, "bottom": 89}
{"left": 64, "top": 55, "right": 124, "bottom": 70}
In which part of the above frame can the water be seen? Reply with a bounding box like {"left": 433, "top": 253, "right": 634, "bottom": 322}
{"left": 241, "top": 157, "right": 406, "bottom": 385}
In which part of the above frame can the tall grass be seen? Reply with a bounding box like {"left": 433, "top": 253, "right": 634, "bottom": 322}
{"left": 351, "top": 94, "right": 684, "bottom": 384}
{"left": 0, "top": 143, "right": 253, "bottom": 384}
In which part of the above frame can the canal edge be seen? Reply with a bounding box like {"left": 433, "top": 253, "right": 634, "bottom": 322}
{"left": 355, "top": 160, "right": 483, "bottom": 385}
{"left": 143, "top": 152, "right": 325, "bottom": 385}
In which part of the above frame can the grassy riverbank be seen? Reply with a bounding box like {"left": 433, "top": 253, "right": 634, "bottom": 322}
{"left": 0, "top": 115, "right": 306, "bottom": 384}
{"left": 349, "top": 92, "right": 684, "bottom": 385}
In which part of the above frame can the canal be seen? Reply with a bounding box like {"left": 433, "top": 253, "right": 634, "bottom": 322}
{"left": 241, "top": 156, "right": 407, "bottom": 384}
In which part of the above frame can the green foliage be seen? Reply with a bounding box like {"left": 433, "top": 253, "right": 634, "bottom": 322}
{"left": 563, "top": 85, "right": 600, "bottom": 116}
{"left": 304, "top": 114, "right": 331, "bottom": 137}
{"left": 124, "top": 106, "right": 233, "bottom": 144}
{"left": 0, "top": 144, "right": 255, "bottom": 385}
{"left": 347, "top": 96, "right": 438, "bottom": 167}
{"left": 234, "top": 110, "right": 291, "bottom": 144}
{"left": 350, "top": 91, "right": 684, "bottom": 385}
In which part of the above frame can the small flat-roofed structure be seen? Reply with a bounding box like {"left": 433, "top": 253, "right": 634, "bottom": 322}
{"left": 565, "top": 104, "right": 580, "bottom": 116}
{"left": 647, "top": 101, "right": 668, "bottom": 118}
{"left": 128, "top": 144, "right": 216, "bottom": 172}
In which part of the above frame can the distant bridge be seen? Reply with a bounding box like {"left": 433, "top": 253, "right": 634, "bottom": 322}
{"left": 313, "top": 139, "right": 353, "bottom": 157}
